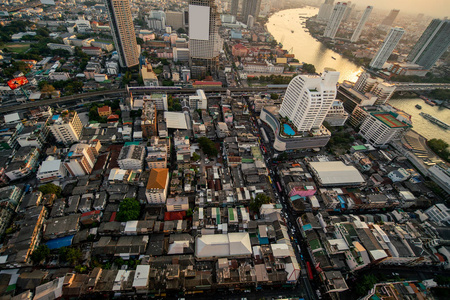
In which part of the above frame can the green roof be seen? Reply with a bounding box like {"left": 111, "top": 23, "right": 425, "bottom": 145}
{"left": 125, "top": 142, "right": 140, "bottom": 146}
{"left": 309, "top": 239, "right": 322, "bottom": 250}
{"left": 228, "top": 208, "right": 235, "bottom": 220}
{"left": 372, "top": 112, "right": 409, "bottom": 128}
{"left": 352, "top": 145, "right": 367, "bottom": 151}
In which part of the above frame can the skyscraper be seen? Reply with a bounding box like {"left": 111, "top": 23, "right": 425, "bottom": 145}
{"left": 317, "top": 0, "right": 334, "bottom": 23}
{"left": 105, "top": 0, "right": 140, "bottom": 68}
{"left": 350, "top": 6, "right": 372, "bottom": 43}
{"left": 369, "top": 27, "right": 405, "bottom": 69}
{"left": 231, "top": 0, "right": 239, "bottom": 16}
{"left": 323, "top": 2, "right": 347, "bottom": 39}
{"left": 189, "top": 0, "right": 223, "bottom": 79}
{"left": 242, "top": 0, "right": 261, "bottom": 24}
{"left": 342, "top": 1, "right": 352, "bottom": 22}
{"left": 379, "top": 9, "right": 400, "bottom": 30}
{"left": 407, "top": 19, "right": 450, "bottom": 69}
{"left": 279, "top": 70, "right": 340, "bottom": 132}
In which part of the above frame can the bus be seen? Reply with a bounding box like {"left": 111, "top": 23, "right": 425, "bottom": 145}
{"left": 276, "top": 182, "right": 282, "bottom": 192}
{"left": 306, "top": 262, "right": 314, "bottom": 281}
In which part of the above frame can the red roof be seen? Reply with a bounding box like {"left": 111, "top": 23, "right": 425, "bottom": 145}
{"left": 233, "top": 43, "right": 247, "bottom": 50}
{"left": 98, "top": 106, "right": 111, "bottom": 112}
{"left": 193, "top": 81, "right": 222, "bottom": 86}
{"left": 81, "top": 210, "right": 102, "bottom": 217}
{"left": 435, "top": 253, "right": 445, "bottom": 262}
{"left": 164, "top": 211, "right": 186, "bottom": 221}
{"left": 110, "top": 212, "right": 116, "bottom": 222}
{"left": 107, "top": 114, "right": 119, "bottom": 120}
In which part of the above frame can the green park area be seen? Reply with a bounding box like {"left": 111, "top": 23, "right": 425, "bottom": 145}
{"left": 5, "top": 43, "right": 30, "bottom": 53}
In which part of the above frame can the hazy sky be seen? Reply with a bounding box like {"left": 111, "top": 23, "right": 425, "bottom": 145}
{"left": 348, "top": 0, "right": 450, "bottom": 18}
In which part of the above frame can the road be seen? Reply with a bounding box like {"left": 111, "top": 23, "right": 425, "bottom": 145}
{"left": 249, "top": 110, "right": 318, "bottom": 300}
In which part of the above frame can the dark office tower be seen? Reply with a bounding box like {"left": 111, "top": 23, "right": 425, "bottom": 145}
{"left": 242, "top": 0, "right": 261, "bottom": 24}
{"left": 104, "top": 0, "right": 139, "bottom": 68}
{"left": 231, "top": 0, "right": 239, "bottom": 16}
{"left": 380, "top": 9, "right": 400, "bottom": 29}
{"left": 189, "top": 0, "right": 223, "bottom": 79}
{"left": 407, "top": 19, "right": 450, "bottom": 69}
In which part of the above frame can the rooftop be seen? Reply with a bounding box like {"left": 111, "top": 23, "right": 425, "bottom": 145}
{"left": 372, "top": 112, "right": 409, "bottom": 128}
{"left": 146, "top": 168, "right": 169, "bottom": 190}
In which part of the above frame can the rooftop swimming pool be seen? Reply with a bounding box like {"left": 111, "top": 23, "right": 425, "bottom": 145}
{"left": 283, "top": 124, "right": 296, "bottom": 136}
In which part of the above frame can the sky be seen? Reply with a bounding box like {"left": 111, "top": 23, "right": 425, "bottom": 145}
{"left": 339, "top": 0, "right": 450, "bottom": 18}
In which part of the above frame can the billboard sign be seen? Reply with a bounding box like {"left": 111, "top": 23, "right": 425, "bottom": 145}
{"left": 7, "top": 76, "right": 29, "bottom": 90}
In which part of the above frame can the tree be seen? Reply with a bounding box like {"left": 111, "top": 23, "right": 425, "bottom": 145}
{"left": 249, "top": 193, "right": 271, "bottom": 213}
{"left": 59, "top": 247, "right": 82, "bottom": 265}
{"left": 192, "top": 152, "right": 201, "bottom": 162}
{"left": 40, "top": 83, "right": 55, "bottom": 93}
{"left": 31, "top": 245, "right": 50, "bottom": 264}
{"left": 177, "top": 28, "right": 186, "bottom": 34}
{"left": 38, "top": 183, "right": 61, "bottom": 197}
{"left": 198, "top": 137, "right": 218, "bottom": 157}
{"left": 302, "top": 63, "right": 316, "bottom": 74}
{"left": 270, "top": 93, "right": 279, "bottom": 100}
{"left": 116, "top": 198, "right": 141, "bottom": 222}
{"left": 428, "top": 138, "right": 450, "bottom": 162}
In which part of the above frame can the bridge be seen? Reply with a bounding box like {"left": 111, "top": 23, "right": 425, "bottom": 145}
{"left": 0, "top": 86, "right": 288, "bottom": 115}
{"left": 390, "top": 82, "right": 450, "bottom": 92}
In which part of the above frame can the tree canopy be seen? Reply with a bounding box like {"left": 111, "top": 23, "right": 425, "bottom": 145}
{"left": 249, "top": 193, "right": 271, "bottom": 213}
{"left": 116, "top": 198, "right": 141, "bottom": 222}
{"left": 198, "top": 137, "right": 218, "bottom": 157}
{"left": 38, "top": 183, "right": 62, "bottom": 197}
{"left": 428, "top": 138, "right": 449, "bottom": 163}
{"left": 59, "top": 247, "right": 82, "bottom": 265}
{"left": 302, "top": 63, "right": 316, "bottom": 74}
{"left": 31, "top": 245, "right": 50, "bottom": 264}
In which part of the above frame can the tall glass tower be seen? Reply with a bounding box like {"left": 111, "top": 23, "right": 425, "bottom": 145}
{"left": 407, "top": 19, "right": 450, "bottom": 69}
{"left": 323, "top": 2, "right": 347, "bottom": 39}
{"left": 350, "top": 6, "right": 372, "bottom": 43}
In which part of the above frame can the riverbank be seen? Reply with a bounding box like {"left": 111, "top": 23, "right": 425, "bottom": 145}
{"left": 304, "top": 19, "right": 371, "bottom": 68}
{"left": 266, "top": 7, "right": 362, "bottom": 82}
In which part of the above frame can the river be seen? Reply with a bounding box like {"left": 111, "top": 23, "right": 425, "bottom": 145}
{"left": 267, "top": 7, "right": 450, "bottom": 144}
{"left": 266, "top": 7, "right": 363, "bottom": 82}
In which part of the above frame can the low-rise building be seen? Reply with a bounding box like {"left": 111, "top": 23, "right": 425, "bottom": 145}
{"left": 36, "top": 156, "right": 66, "bottom": 183}
{"left": 145, "top": 168, "right": 169, "bottom": 204}
{"left": 118, "top": 144, "right": 146, "bottom": 170}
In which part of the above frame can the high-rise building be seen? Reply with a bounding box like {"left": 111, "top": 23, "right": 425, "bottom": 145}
{"left": 342, "top": 1, "right": 352, "bottom": 22}
{"left": 369, "top": 27, "right": 405, "bottom": 69}
{"left": 350, "top": 6, "right": 372, "bottom": 42}
{"left": 247, "top": 15, "right": 254, "bottom": 29}
{"left": 231, "top": 0, "right": 239, "bottom": 16}
{"left": 317, "top": 0, "right": 334, "bottom": 22}
{"left": 189, "top": 0, "right": 223, "bottom": 79}
{"left": 407, "top": 19, "right": 450, "bottom": 70}
{"left": 165, "top": 10, "right": 185, "bottom": 30}
{"left": 146, "top": 10, "right": 166, "bottom": 31}
{"left": 49, "top": 111, "right": 83, "bottom": 145}
{"left": 279, "top": 70, "right": 340, "bottom": 132}
{"left": 359, "top": 111, "right": 410, "bottom": 147}
{"left": 323, "top": 2, "right": 347, "bottom": 39}
{"left": 379, "top": 9, "right": 400, "bottom": 30}
{"left": 105, "top": 0, "right": 139, "bottom": 68}
{"left": 354, "top": 72, "right": 396, "bottom": 105}
{"left": 242, "top": 0, "right": 261, "bottom": 24}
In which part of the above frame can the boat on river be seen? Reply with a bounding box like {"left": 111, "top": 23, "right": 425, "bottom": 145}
{"left": 419, "top": 112, "right": 449, "bottom": 130}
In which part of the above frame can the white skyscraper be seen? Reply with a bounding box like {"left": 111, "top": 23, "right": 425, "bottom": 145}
{"left": 350, "top": 6, "right": 372, "bottom": 42}
{"left": 369, "top": 27, "right": 405, "bottom": 69}
{"left": 342, "top": 1, "right": 352, "bottom": 21}
{"left": 189, "top": 0, "right": 223, "bottom": 78}
{"left": 323, "top": 2, "right": 347, "bottom": 39}
{"left": 279, "top": 71, "right": 340, "bottom": 132}
{"left": 317, "top": 0, "right": 334, "bottom": 22}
